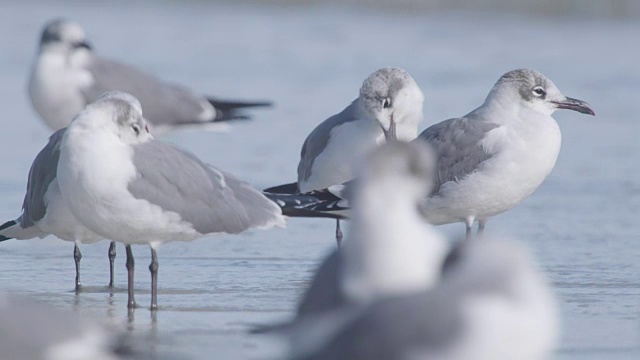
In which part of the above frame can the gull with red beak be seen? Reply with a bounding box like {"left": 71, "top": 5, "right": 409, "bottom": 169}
{"left": 265, "top": 67, "right": 425, "bottom": 246}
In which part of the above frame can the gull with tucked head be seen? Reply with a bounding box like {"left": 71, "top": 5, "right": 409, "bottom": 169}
{"left": 56, "top": 91, "right": 285, "bottom": 310}
{"left": 265, "top": 67, "right": 425, "bottom": 246}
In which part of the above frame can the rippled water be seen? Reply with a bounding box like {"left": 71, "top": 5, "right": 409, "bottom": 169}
{"left": 0, "top": 1, "right": 638, "bottom": 359}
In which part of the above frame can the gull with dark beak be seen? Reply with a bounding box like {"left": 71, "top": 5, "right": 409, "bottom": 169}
{"left": 265, "top": 67, "right": 425, "bottom": 246}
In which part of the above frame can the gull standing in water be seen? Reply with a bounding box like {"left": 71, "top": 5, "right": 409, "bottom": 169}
{"left": 29, "top": 18, "right": 272, "bottom": 133}
{"left": 257, "top": 142, "right": 448, "bottom": 356}
{"left": 292, "top": 237, "right": 559, "bottom": 360}
{"left": 265, "top": 67, "right": 425, "bottom": 246}
{"left": 56, "top": 91, "right": 285, "bottom": 309}
{"left": 269, "top": 69, "right": 594, "bottom": 239}
{"left": 0, "top": 129, "right": 109, "bottom": 290}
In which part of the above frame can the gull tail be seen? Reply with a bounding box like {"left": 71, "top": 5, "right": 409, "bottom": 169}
{"left": 263, "top": 189, "right": 349, "bottom": 220}
{"left": 0, "top": 220, "right": 17, "bottom": 242}
{"left": 207, "top": 98, "right": 273, "bottom": 122}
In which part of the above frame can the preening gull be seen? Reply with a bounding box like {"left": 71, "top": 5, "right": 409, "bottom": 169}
{"left": 56, "top": 91, "right": 285, "bottom": 309}
{"left": 265, "top": 67, "right": 425, "bottom": 246}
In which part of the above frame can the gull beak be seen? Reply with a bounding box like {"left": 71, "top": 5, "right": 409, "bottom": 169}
{"left": 74, "top": 40, "right": 93, "bottom": 50}
{"left": 552, "top": 97, "right": 595, "bottom": 116}
{"left": 383, "top": 115, "right": 397, "bottom": 141}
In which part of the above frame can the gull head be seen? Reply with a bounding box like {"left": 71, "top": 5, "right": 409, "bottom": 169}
{"left": 38, "top": 18, "right": 92, "bottom": 54}
{"left": 490, "top": 69, "right": 594, "bottom": 117}
{"left": 73, "top": 91, "right": 151, "bottom": 144}
{"left": 359, "top": 67, "right": 424, "bottom": 141}
{"left": 357, "top": 140, "right": 436, "bottom": 201}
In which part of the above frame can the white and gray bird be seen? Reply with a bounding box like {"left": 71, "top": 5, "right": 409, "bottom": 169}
{"left": 269, "top": 69, "right": 594, "bottom": 239}
{"left": 265, "top": 67, "right": 425, "bottom": 245}
{"left": 292, "top": 237, "right": 559, "bottom": 360}
{"left": 29, "top": 18, "right": 272, "bottom": 133}
{"left": 56, "top": 91, "right": 285, "bottom": 309}
{"left": 0, "top": 129, "right": 108, "bottom": 291}
{"left": 257, "top": 142, "right": 448, "bottom": 356}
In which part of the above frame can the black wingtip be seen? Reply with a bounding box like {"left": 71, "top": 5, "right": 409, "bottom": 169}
{"left": 207, "top": 98, "right": 273, "bottom": 122}
{"left": 264, "top": 191, "right": 349, "bottom": 220}
{"left": 264, "top": 182, "right": 299, "bottom": 194}
{"left": 0, "top": 220, "right": 17, "bottom": 242}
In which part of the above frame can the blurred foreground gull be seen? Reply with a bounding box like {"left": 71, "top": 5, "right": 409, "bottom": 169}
{"left": 265, "top": 67, "right": 424, "bottom": 246}
{"left": 0, "top": 129, "right": 107, "bottom": 290}
{"left": 0, "top": 292, "right": 127, "bottom": 360}
{"left": 29, "top": 18, "right": 272, "bottom": 133}
{"left": 56, "top": 91, "right": 285, "bottom": 309}
{"left": 271, "top": 69, "right": 595, "bottom": 239}
{"left": 292, "top": 238, "right": 559, "bottom": 360}
{"left": 258, "top": 142, "right": 448, "bottom": 356}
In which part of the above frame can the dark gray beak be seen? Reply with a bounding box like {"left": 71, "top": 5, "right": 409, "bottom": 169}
{"left": 383, "top": 115, "right": 397, "bottom": 141}
{"left": 74, "top": 40, "right": 92, "bottom": 50}
{"left": 552, "top": 97, "right": 595, "bottom": 116}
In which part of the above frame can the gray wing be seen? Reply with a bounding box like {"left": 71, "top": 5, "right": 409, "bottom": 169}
{"left": 297, "top": 100, "right": 360, "bottom": 184}
{"left": 83, "top": 56, "right": 211, "bottom": 126}
{"left": 416, "top": 115, "right": 500, "bottom": 194}
{"left": 296, "top": 292, "right": 462, "bottom": 360}
{"left": 20, "top": 128, "right": 66, "bottom": 228}
{"left": 297, "top": 250, "right": 346, "bottom": 317}
{"left": 128, "top": 141, "right": 282, "bottom": 234}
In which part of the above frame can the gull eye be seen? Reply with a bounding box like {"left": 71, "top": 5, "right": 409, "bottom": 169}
{"left": 532, "top": 86, "right": 546, "bottom": 98}
{"left": 382, "top": 97, "right": 392, "bottom": 109}
{"left": 131, "top": 124, "right": 140, "bottom": 135}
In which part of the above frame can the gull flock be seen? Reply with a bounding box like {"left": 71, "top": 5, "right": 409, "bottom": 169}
{"left": 0, "top": 18, "right": 595, "bottom": 360}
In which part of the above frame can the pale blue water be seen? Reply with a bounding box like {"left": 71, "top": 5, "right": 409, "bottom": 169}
{"left": 0, "top": 1, "right": 638, "bottom": 359}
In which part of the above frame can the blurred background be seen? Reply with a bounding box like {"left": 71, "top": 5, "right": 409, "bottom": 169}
{"left": 0, "top": 0, "right": 638, "bottom": 359}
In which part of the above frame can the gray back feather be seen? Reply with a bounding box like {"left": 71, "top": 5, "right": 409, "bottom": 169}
{"left": 297, "top": 250, "right": 346, "bottom": 317}
{"left": 297, "top": 100, "right": 360, "bottom": 185}
{"left": 21, "top": 129, "right": 66, "bottom": 227}
{"left": 129, "top": 141, "right": 280, "bottom": 234}
{"left": 298, "top": 291, "right": 462, "bottom": 360}
{"left": 417, "top": 115, "right": 500, "bottom": 195}
{"left": 84, "top": 57, "right": 209, "bottom": 126}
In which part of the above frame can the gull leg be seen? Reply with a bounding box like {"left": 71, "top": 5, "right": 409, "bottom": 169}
{"left": 149, "top": 247, "right": 159, "bottom": 311}
{"left": 477, "top": 219, "right": 487, "bottom": 236}
{"left": 108, "top": 241, "right": 116, "bottom": 288}
{"left": 335, "top": 219, "right": 343, "bottom": 248}
{"left": 464, "top": 217, "right": 475, "bottom": 240}
{"left": 125, "top": 245, "right": 136, "bottom": 308}
{"left": 74, "top": 243, "right": 82, "bottom": 291}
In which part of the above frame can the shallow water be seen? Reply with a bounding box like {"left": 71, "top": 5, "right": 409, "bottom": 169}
{"left": 0, "top": 1, "right": 638, "bottom": 359}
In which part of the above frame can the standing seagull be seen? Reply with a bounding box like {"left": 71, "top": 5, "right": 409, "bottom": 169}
{"left": 56, "top": 91, "right": 285, "bottom": 310}
{"left": 0, "top": 129, "right": 110, "bottom": 291}
{"left": 268, "top": 69, "right": 594, "bottom": 239}
{"left": 265, "top": 67, "right": 425, "bottom": 245}
{"left": 417, "top": 69, "right": 594, "bottom": 238}
{"left": 292, "top": 238, "right": 559, "bottom": 360}
{"left": 29, "top": 18, "right": 272, "bottom": 133}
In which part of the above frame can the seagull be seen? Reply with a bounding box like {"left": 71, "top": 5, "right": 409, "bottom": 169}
{"left": 256, "top": 142, "right": 448, "bottom": 356}
{"left": 0, "top": 292, "right": 129, "bottom": 360}
{"left": 267, "top": 69, "right": 595, "bottom": 239}
{"left": 0, "top": 129, "right": 110, "bottom": 291}
{"left": 29, "top": 18, "right": 272, "bottom": 133}
{"left": 56, "top": 91, "right": 285, "bottom": 310}
{"left": 265, "top": 67, "right": 425, "bottom": 246}
{"left": 291, "top": 237, "right": 559, "bottom": 360}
